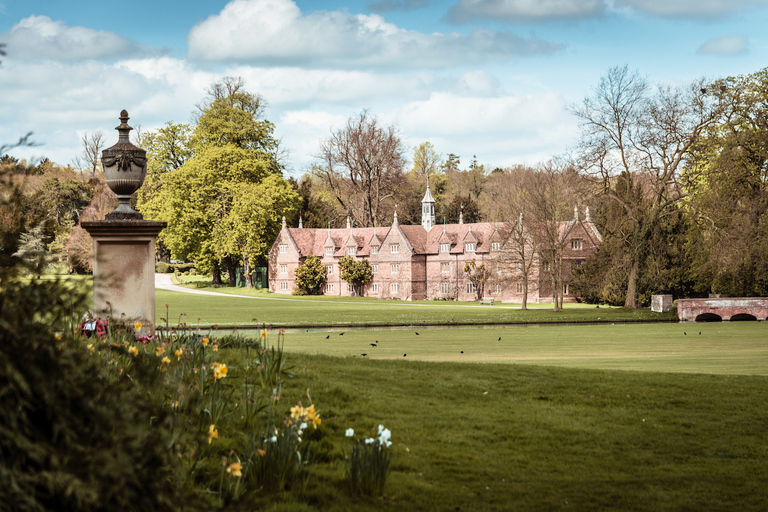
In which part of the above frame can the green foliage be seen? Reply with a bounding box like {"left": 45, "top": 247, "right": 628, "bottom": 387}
{"left": 0, "top": 276, "right": 205, "bottom": 511}
{"left": 293, "top": 255, "right": 327, "bottom": 296}
{"left": 338, "top": 256, "right": 373, "bottom": 291}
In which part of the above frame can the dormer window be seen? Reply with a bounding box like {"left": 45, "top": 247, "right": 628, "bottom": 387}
{"left": 465, "top": 243, "right": 475, "bottom": 252}
{"left": 571, "top": 239, "right": 583, "bottom": 250}
{"left": 347, "top": 247, "right": 356, "bottom": 256}
{"left": 440, "top": 243, "right": 450, "bottom": 253}
{"left": 325, "top": 247, "right": 334, "bottom": 256}
{"left": 491, "top": 242, "right": 500, "bottom": 251}
{"left": 370, "top": 246, "right": 378, "bottom": 255}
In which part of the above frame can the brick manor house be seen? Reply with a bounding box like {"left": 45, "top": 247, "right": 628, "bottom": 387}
{"left": 268, "top": 186, "right": 602, "bottom": 302}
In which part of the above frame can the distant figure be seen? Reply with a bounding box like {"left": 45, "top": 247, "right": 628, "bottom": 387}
{"left": 370, "top": 343, "right": 377, "bottom": 347}
{"left": 415, "top": 332, "right": 419, "bottom": 335}
{"left": 325, "top": 335, "right": 330, "bottom": 339}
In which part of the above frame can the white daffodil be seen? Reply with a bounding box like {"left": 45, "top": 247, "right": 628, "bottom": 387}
{"left": 345, "top": 428, "right": 355, "bottom": 437}
{"left": 365, "top": 437, "right": 375, "bottom": 444}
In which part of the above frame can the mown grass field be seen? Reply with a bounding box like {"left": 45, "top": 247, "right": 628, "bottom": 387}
{"left": 155, "top": 288, "right": 675, "bottom": 328}
{"left": 217, "top": 347, "right": 768, "bottom": 511}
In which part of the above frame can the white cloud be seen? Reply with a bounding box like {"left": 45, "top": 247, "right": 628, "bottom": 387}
{"left": 447, "top": 0, "right": 605, "bottom": 23}
{"left": 394, "top": 89, "right": 575, "bottom": 167}
{"left": 696, "top": 35, "right": 749, "bottom": 55}
{"left": 368, "top": 0, "right": 430, "bottom": 12}
{"left": 0, "top": 15, "right": 158, "bottom": 61}
{"left": 187, "top": 0, "right": 562, "bottom": 68}
{"left": 615, "top": 0, "right": 768, "bottom": 18}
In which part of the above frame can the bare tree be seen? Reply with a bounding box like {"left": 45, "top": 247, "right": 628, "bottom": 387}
{"left": 571, "top": 65, "right": 721, "bottom": 308}
{"left": 313, "top": 111, "right": 406, "bottom": 227}
{"left": 80, "top": 131, "right": 105, "bottom": 175}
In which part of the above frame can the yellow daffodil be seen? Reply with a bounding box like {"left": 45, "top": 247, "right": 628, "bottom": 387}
{"left": 207, "top": 424, "right": 218, "bottom": 444}
{"left": 175, "top": 348, "right": 183, "bottom": 361}
{"left": 55, "top": 333, "right": 62, "bottom": 341}
{"left": 155, "top": 347, "right": 165, "bottom": 356}
{"left": 290, "top": 404, "right": 303, "bottom": 420}
{"left": 214, "top": 363, "right": 228, "bottom": 380}
{"left": 134, "top": 320, "right": 142, "bottom": 331}
{"left": 161, "top": 356, "right": 171, "bottom": 365}
{"left": 212, "top": 342, "right": 219, "bottom": 352}
{"left": 87, "top": 343, "right": 95, "bottom": 354}
{"left": 202, "top": 337, "right": 209, "bottom": 347}
{"left": 260, "top": 329, "right": 268, "bottom": 339}
{"left": 227, "top": 461, "right": 242, "bottom": 477}
{"left": 128, "top": 346, "right": 139, "bottom": 356}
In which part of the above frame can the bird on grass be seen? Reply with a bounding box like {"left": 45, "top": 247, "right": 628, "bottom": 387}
{"left": 325, "top": 335, "right": 330, "bottom": 339}
{"left": 370, "top": 343, "right": 377, "bottom": 347}
{"left": 361, "top": 353, "right": 367, "bottom": 357}
{"left": 340, "top": 332, "right": 345, "bottom": 336}
{"left": 684, "top": 332, "right": 687, "bottom": 335}
{"left": 461, "top": 351, "right": 464, "bottom": 354}
{"left": 498, "top": 337, "right": 501, "bottom": 341}
{"left": 415, "top": 332, "right": 420, "bottom": 335}
{"left": 403, "top": 353, "right": 407, "bottom": 357}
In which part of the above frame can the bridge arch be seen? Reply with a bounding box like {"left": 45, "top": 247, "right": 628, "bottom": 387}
{"left": 730, "top": 313, "right": 757, "bottom": 321}
{"left": 695, "top": 313, "right": 722, "bottom": 322}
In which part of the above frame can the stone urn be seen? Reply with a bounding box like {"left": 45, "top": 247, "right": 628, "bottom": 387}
{"left": 102, "top": 110, "right": 147, "bottom": 220}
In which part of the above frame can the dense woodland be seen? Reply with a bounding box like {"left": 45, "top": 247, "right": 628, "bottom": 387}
{"left": 2, "top": 67, "right": 767, "bottom": 307}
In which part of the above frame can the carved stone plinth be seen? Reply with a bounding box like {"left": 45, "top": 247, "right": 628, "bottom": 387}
{"left": 82, "top": 220, "right": 166, "bottom": 336}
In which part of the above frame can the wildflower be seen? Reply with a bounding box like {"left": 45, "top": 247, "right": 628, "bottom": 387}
{"left": 260, "top": 329, "right": 268, "bottom": 339}
{"left": 175, "top": 348, "right": 183, "bottom": 361}
{"left": 227, "top": 462, "right": 242, "bottom": 477}
{"left": 134, "top": 320, "right": 142, "bottom": 331}
{"left": 202, "top": 337, "right": 209, "bottom": 347}
{"left": 128, "top": 346, "right": 139, "bottom": 356}
{"left": 290, "top": 404, "right": 303, "bottom": 420}
{"left": 256, "top": 449, "right": 266, "bottom": 456}
{"left": 208, "top": 424, "right": 218, "bottom": 444}
{"left": 155, "top": 347, "right": 165, "bottom": 356}
{"left": 55, "top": 333, "right": 62, "bottom": 341}
{"left": 214, "top": 363, "right": 228, "bottom": 380}
{"left": 170, "top": 400, "right": 179, "bottom": 408}
{"left": 346, "top": 428, "right": 355, "bottom": 438}
{"left": 212, "top": 342, "right": 219, "bottom": 352}
{"left": 269, "top": 436, "right": 277, "bottom": 443}
{"left": 300, "top": 422, "right": 308, "bottom": 430}
{"left": 87, "top": 343, "right": 95, "bottom": 354}
{"left": 161, "top": 356, "right": 171, "bottom": 365}
{"left": 365, "top": 438, "right": 375, "bottom": 444}
{"left": 378, "top": 425, "right": 392, "bottom": 447}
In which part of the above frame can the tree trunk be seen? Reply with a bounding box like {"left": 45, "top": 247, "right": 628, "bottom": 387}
{"left": 211, "top": 263, "right": 222, "bottom": 285}
{"left": 226, "top": 256, "right": 236, "bottom": 287}
{"left": 625, "top": 255, "right": 639, "bottom": 309}
{"left": 244, "top": 257, "right": 253, "bottom": 288}
{"left": 521, "top": 280, "right": 528, "bottom": 310}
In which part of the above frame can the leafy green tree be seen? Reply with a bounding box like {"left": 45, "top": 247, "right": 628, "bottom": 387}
{"left": 215, "top": 176, "right": 299, "bottom": 287}
{"left": 139, "top": 78, "right": 297, "bottom": 284}
{"left": 411, "top": 141, "right": 442, "bottom": 177}
{"left": 684, "top": 68, "right": 768, "bottom": 296}
{"left": 293, "top": 255, "right": 326, "bottom": 295}
{"left": 338, "top": 255, "right": 373, "bottom": 296}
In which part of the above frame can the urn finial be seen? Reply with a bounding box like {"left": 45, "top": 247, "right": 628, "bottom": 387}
{"left": 102, "top": 110, "right": 147, "bottom": 220}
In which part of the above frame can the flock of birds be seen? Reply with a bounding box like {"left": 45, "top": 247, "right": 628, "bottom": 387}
{"left": 323, "top": 331, "right": 503, "bottom": 358}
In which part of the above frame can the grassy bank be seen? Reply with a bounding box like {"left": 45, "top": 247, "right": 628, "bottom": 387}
{"left": 219, "top": 348, "right": 768, "bottom": 511}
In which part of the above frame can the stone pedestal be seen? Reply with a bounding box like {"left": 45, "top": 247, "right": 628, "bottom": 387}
{"left": 82, "top": 220, "right": 166, "bottom": 336}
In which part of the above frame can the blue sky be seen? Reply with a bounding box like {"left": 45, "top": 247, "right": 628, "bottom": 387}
{"left": 1, "top": 0, "right": 766, "bottom": 176}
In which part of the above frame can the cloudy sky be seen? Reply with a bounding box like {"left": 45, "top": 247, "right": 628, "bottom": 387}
{"left": 1, "top": 0, "right": 766, "bottom": 176}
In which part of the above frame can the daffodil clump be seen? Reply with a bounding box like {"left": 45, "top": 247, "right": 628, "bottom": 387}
{"left": 344, "top": 424, "right": 394, "bottom": 496}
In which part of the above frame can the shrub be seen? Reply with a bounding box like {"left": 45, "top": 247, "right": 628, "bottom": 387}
{"left": 156, "top": 261, "right": 171, "bottom": 273}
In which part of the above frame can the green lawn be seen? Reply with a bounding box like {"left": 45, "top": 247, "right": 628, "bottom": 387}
{"left": 156, "top": 287, "right": 674, "bottom": 328}
{"left": 221, "top": 349, "right": 768, "bottom": 511}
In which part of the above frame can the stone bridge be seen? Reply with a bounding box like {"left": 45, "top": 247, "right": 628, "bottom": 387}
{"left": 677, "top": 298, "right": 768, "bottom": 322}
